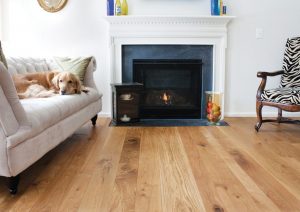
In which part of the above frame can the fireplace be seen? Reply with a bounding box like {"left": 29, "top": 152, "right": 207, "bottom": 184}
{"left": 122, "top": 44, "right": 213, "bottom": 119}
{"left": 133, "top": 59, "right": 202, "bottom": 118}
{"left": 106, "top": 16, "right": 234, "bottom": 119}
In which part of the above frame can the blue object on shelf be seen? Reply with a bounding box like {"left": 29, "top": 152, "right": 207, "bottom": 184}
{"left": 211, "top": 0, "right": 220, "bottom": 16}
{"left": 223, "top": 5, "right": 227, "bottom": 15}
{"left": 107, "top": 0, "right": 114, "bottom": 16}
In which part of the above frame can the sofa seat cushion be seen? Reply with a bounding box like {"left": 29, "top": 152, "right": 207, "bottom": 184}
{"left": 261, "top": 87, "right": 300, "bottom": 105}
{"left": 7, "top": 88, "right": 102, "bottom": 148}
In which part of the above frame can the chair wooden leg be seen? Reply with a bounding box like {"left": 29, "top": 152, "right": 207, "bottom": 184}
{"left": 277, "top": 108, "right": 282, "bottom": 122}
{"left": 255, "top": 101, "right": 263, "bottom": 132}
{"left": 91, "top": 114, "right": 98, "bottom": 126}
{"left": 8, "top": 175, "right": 20, "bottom": 195}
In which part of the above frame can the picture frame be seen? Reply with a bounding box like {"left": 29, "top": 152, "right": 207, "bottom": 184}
{"left": 37, "top": 0, "right": 68, "bottom": 13}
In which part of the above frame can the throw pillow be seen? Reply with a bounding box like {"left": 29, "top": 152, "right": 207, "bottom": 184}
{"left": 54, "top": 57, "right": 92, "bottom": 83}
{"left": 0, "top": 41, "right": 8, "bottom": 69}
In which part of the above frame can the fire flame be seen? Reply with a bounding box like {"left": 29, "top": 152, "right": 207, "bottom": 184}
{"left": 161, "top": 92, "right": 171, "bottom": 104}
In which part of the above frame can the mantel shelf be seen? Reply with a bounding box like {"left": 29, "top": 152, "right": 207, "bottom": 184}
{"left": 104, "top": 15, "right": 235, "bottom": 26}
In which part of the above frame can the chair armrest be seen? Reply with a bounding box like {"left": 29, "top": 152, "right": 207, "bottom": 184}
{"left": 257, "top": 70, "right": 284, "bottom": 78}
{"left": 256, "top": 70, "right": 284, "bottom": 101}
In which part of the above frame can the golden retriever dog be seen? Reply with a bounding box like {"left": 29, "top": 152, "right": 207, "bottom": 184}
{"left": 12, "top": 71, "right": 86, "bottom": 99}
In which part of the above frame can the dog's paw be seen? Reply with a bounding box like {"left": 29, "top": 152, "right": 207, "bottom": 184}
{"left": 17, "top": 93, "right": 27, "bottom": 99}
{"left": 81, "top": 86, "right": 90, "bottom": 93}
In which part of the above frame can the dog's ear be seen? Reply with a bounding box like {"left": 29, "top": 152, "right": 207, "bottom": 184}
{"left": 46, "top": 71, "right": 55, "bottom": 87}
{"left": 51, "top": 73, "right": 60, "bottom": 90}
{"left": 74, "top": 76, "right": 82, "bottom": 94}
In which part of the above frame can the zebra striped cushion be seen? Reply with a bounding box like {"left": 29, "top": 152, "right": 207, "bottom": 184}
{"left": 261, "top": 87, "right": 300, "bottom": 105}
{"left": 280, "top": 37, "right": 300, "bottom": 88}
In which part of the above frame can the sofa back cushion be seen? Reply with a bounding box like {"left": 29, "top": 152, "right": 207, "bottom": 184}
{"left": 280, "top": 37, "right": 300, "bottom": 88}
{"left": 6, "top": 57, "right": 49, "bottom": 76}
{"left": 6, "top": 56, "right": 97, "bottom": 89}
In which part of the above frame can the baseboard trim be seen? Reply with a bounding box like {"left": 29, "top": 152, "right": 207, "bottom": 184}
{"left": 225, "top": 112, "right": 300, "bottom": 117}
{"left": 99, "top": 111, "right": 300, "bottom": 118}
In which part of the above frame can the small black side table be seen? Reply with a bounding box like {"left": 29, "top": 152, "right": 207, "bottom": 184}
{"left": 111, "top": 83, "right": 143, "bottom": 124}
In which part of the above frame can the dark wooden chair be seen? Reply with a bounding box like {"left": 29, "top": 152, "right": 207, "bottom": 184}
{"left": 255, "top": 37, "right": 300, "bottom": 131}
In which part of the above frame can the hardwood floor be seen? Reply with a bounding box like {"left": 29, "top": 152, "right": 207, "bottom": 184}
{"left": 0, "top": 118, "right": 300, "bottom": 211}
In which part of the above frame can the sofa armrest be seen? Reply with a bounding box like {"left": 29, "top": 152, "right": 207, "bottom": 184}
{"left": 0, "top": 85, "right": 19, "bottom": 136}
{"left": 83, "top": 57, "right": 97, "bottom": 90}
{"left": 0, "top": 62, "right": 30, "bottom": 136}
{"left": 0, "top": 127, "right": 11, "bottom": 177}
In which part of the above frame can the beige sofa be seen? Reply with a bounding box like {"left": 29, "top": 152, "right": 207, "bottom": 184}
{"left": 0, "top": 57, "right": 102, "bottom": 194}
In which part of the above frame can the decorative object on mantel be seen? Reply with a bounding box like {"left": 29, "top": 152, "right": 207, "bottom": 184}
{"left": 37, "top": 0, "right": 68, "bottom": 13}
{"left": 115, "top": 0, "right": 122, "bottom": 16}
{"left": 109, "top": 0, "right": 128, "bottom": 16}
{"left": 121, "top": 0, "right": 128, "bottom": 15}
{"left": 211, "top": 0, "right": 227, "bottom": 16}
{"left": 107, "top": 0, "right": 114, "bottom": 16}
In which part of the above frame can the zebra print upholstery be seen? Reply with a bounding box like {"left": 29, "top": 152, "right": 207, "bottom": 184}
{"left": 280, "top": 37, "right": 300, "bottom": 88}
{"left": 261, "top": 87, "right": 300, "bottom": 104}
{"left": 260, "top": 37, "right": 300, "bottom": 104}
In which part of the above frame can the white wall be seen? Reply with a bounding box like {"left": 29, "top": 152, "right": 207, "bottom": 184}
{"left": 225, "top": 0, "right": 300, "bottom": 116}
{"left": 1, "top": 0, "right": 300, "bottom": 117}
{"left": 1, "top": 0, "right": 111, "bottom": 115}
{"left": 0, "top": 0, "right": 3, "bottom": 39}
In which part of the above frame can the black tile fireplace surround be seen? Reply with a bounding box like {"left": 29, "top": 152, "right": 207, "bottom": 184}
{"left": 122, "top": 45, "right": 213, "bottom": 119}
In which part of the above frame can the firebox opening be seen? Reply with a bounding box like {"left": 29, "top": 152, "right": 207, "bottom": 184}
{"left": 133, "top": 59, "right": 202, "bottom": 119}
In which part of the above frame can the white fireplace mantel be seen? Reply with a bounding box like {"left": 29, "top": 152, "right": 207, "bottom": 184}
{"left": 105, "top": 15, "right": 234, "bottom": 116}
{"left": 105, "top": 15, "right": 234, "bottom": 39}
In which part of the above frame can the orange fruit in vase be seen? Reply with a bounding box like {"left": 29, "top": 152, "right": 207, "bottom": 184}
{"left": 212, "top": 117, "right": 220, "bottom": 122}
{"left": 212, "top": 103, "right": 220, "bottom": 112}
{"left": 213, "top": 111, "right": 221, "bottom": 117}
{"left": 213, "top": 116, "right": 220, "bottom": 122}
{"left": 206, "top": 107, "right": 212, "bottom": 114}
{"left": 207, "top": 113, "right": 214, "bottom": 121}
{"left": 207, "top": 101, "right": 213, "bottom": 108}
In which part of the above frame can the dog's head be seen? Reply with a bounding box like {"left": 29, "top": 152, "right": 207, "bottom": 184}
{"left": 52, "top": 72, "right": 82, "bottom": 95}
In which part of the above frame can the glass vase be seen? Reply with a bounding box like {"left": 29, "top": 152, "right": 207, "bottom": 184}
{"left": 205, "top": 91, "right": 223, "bottom": 125}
